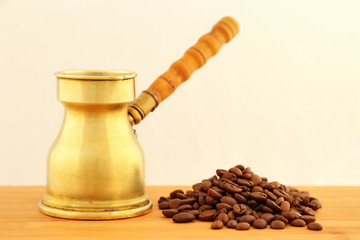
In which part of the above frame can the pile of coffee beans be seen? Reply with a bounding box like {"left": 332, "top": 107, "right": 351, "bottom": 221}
{"left": 158, "top": 164, "right": 323, "bottom": 231}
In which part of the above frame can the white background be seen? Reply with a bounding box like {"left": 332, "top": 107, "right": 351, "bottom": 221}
{"left": 1, "top": 0, "right": 359, "bottom": 186}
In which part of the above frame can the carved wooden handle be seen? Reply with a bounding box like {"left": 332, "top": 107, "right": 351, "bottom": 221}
{"left": 128, "top": 16, "right": 239, "bottom": 125}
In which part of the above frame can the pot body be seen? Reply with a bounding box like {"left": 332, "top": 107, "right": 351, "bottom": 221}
{"left": 39, "top": 70, "right": 152, "bottom": 220}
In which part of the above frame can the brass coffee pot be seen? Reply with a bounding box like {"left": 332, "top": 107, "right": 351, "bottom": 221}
{"left": 38, "top": 16, "right": 239, "bottom": 220}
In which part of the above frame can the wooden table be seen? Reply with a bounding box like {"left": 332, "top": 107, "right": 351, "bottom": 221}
{"left": 0, "top": 186, "right": 359, "bottom": 240}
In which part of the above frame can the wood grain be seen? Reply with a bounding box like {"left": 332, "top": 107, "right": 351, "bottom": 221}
{"left": 0, "top": 186, "right": 359, "bottom": 240}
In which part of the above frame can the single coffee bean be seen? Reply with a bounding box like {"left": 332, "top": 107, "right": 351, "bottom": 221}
{"left": 300, "top": 215, "right": 316, "bottom": 224}
{"left": 158, "top": 196, "right": 168, "bottom": 204}
{"left": 170, "top": 199, "right": 182, "bottom": 209}
{"left": 224, "top": 183, "right": 243, "bottom": 194}
{"left": 274, "top": 214, "right": 289, "bottom": 224}
{"left": 216, "top": 202, "right": 232, "bottom": 211}
{"left": 243, "top": 173, "right": 252, "bottom": 180}
{"left": 307, "top": 222, "right": 323, "bottom": 231}
{"left": 235, "top": 222, "right": 251, "bottom": 230}
{"left": 180, "top": 198, "right": 197, "bottom": 205}
{"left": 216, "top": 169, "right": 228, "bottom": 177}
{"left": 290, "top": 219, "right": 306, "bottom": 227}
{"left": 229, "top": 167, "right": 243, "bottom": 177}
{"left": 233, "top": 204, "right": 247, "bottom": 215}
{"left": 309, "top": 199, "right": 322, "bottom": 210}
{"left": 251, "top": 174, "right": 262, "bottom": 185}
{"left": 172, "top": 212, "right": 195, "bottom": 223}
{"left": 186, "top": 190, "right": 193, "bottom": 197}
{"left": 261, "top": 213, "right": 274, "bottom": 224}
{"left": 227, "top": 210, "right": 235, "bottom": 220}
{"left": 200, "top": 180, "right": 212, "bottom": 192}
{"left": 208, "top": 188, "right": 222, "bottom": 199}
{"left": 226, "top": 219, "right": 238, "bottom": 228}
{"left": 262, "top": 206, "right": 274, "bottom": 213}
{"left": 222, "top": 173, "right": 237, "bottom": 182}
{"left": 280, "top": 201, "right": 290, "bottom": 212}
{"left": 302, "top": 206, "right": 316, "bottom": 216}
{"left": 188, "top": 209, "right": 201, "bottom": 217}
{"left": 253, "top": 218, "right": 268, "bottom": 229}
{"left": 251, "top": 192, "right": 267, "bottom": 202}
{"left": 273, "top": 189, "right": 289, "bottom": 200}
{"left": 252, "top": 186, "right": 264, "bottom": 192}
{"left": 270, "top": 181, "right": 281, "bottom": 189}
{"left": 238, "top": 214, "right": 256, "bottom": 225}
{"left": 216, "top": 212, "right": 229, "bottom": 224}
{"left": 198, "top": 209, "right": 217, "bottom": 221}
{"left": 198, "top": 196, "right": 206, "bottom": 206}
{"left": 199, "top": 204, "right": 213, "bottom": 211}
{"left": 211, "top": 220, "right": 224, "bottom": 229}
{"left": 234, "top": 193, "right": 247, "bottom": 204}
{"left": 177, "top": 204, "right": 193, "bottom": 211}
{"left": 159, "top": 201, "right": 170, "bottom": 209}
{"left": 176, "top": 192, "right": 188, "bottom": 199}
{"left": 192, "top": 183, "right": 201, "bottom": 191}
{"left": 220, "top": 196, "right": 237, "bottom": 206}
{"left": 289, "top": 208, "right": 302, "bottom": 218}
{"left": 205, "top": 195, "right": 218, "bottom": 205}
{"left": 235, "top": 164, "right": 245, "bottom": 170}
{"left": 266, "top": 199, "right": 281, "bottom": 212}
{"left": 170, "top": 189, "right": 184, "bottom": 199}
{"left": 237, "top": 179, "right": 252, "bottom": 188}
{"left": 281, "top": 211, "right": 296, "bottom": 221}
{"left": 162, "top": 209, "right": 179, "bottom": 218}
{"left": 275, "top": 197, "right": 284, "bottom": 205}
{"left": 264, "top": 189, "right": 278, "bottom": 201}
{"left": 193, "top": 202, "right": 199, "bottom": 210}
{"left": 270, "top": 220, "right": 285, "bottom": 229}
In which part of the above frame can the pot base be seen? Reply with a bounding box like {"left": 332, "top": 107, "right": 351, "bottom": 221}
{"left": 38, "top": 199, "right": 152, "bottom": 220}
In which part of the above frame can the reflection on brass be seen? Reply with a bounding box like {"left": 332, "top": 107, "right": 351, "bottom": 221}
{"left": 38, "top": 70, "right": 152, "bottom": 220}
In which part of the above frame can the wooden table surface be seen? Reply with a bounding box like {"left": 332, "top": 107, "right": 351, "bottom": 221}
{"left": 0, "top": 186, "right": 359, "bottom": 240}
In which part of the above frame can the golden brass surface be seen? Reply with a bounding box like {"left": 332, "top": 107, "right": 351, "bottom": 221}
{"left": 128, "top": 91, "right": 159, "bottom": 125}
{"left": 39, "top": 70, "right": 152, "bottom": 220}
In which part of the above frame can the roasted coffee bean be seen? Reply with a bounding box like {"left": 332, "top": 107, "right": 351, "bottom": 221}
{"left": 220, "top": 196, "right": 237, "bottom": 206}
{"left": 262, "top": 206, "right": 274, "bottom": 213}
{"left": 251, "top": 192, "right": 267, "bottom": 202}
{"left": 198, "top": 196, "right": 205, "bottom": 206}
{"left": 216, "top": 212, "right": 229, "bottom": 224}
{"left": 290, "top": 219, "right": 306, "bottom": 227}
{"left": 274, "top": 214, "right": 289, "bottom": 224}
{"left": 253, "top": 218, "right": 267, "bottom": 229}
{"left": 263, "top": 183, "right": 276, "bottom": 191}
{"left": 270, "top": 220, "right": 285, "bottom": 229}
{"left": 233, "top": 204, "right": 247, "bottom": 215}
{"left": 226, "top": 219, "right": 238, "bottom": 228}
{"left": 235, "top": 222, "right": 251, "bottom": 230}
{"left": 162, "top": 209, "right": 179, "bottom": 218}
{"left": 281, "top": 211, "right": 296, "bottom": 221}
{"left": 176, "top": 192, "right": 187, "bottom": 199}
{"left": 273, "top": 189, "right": 289, "bottom": 200}
{"left": 309, "top": 199, "right": 322, "bottom": 210}
{"left": 300, "top": 215, "right": 316, "bottom": 224}
{"left": 158, "top": 196, "right": 168, "bottom": 204}
{"left": 270, "top": 181, "right": 281, "bottom": 189}
{"left": 275, "top": 197, "right": 284, "bottom": 205}
{"left": 172, "top": 212, "right": 195, "bottom": 223}
{"left": 238, "top": 214, "right": 256, "bottom": 225}
{"left": 188, "top": 209, "right": 201, "bottom": 217}
{"left": 302, "top": 206, "right": 316, "bottom": 216}
{"left": 177, "top": 204, "right": 193, "bottom": 211}
{"left": 159, "top": 201, "right": 170, "bottom": 209}
{"left": 200, "top": 180, "right": 212, "bottom": 192}
{"left": 266, "top": 199, "right": 281, "bottom": 212}
{"left": 264, "top": 189, "right": 278, "bottom": 201}
{"left": 280, "top": 201, "right": 290, "bottom": 212}
{"left": 216, "top": 203, "right": 232, "bottom": 211}
{"left": 224, "top": 183, "right": 243, "bottom": 194}
{"left": 193, "top": 202, "right": 199, "bottom": 210}
{"left": 251, "top": 175, "right": 262, "bottom": 185}
{"left": 290, "top": 208, "right": 302, "bottom": 218}
{"left": 205, "top": 196, "right": 218, "bottom": 205}
{"left": 307, "top": 222, "right": 322, "bottom": 231}
{"left": 234, "top": 193, "right": 247, "bottom": 204}
{"left": 211, "top": 220, "right": 224, "bottom": 229}
{"left": 252, "top": 186, "right": 264, "bottom": 192}
{"left": 199, "top": 204, "right": 213, "bottom": 211}
{"left": 222, "top": 173, "right": 237, "bottom": 182}
{"left": 216, "top": 169, "right": 228, "bottom": 177}
{"left": 227, "top": 210, "right": 236, "bottom": 220}
{"left": 186, "top": 190, "right": 193, "bottom": 197}
{"left": 229, "top": 167, "right": 243, "bottom": 177}
{"left": 237, "top": 179, "right": 252, "bottom": 188}
{"left": 170, "top": 189, "right": 184, "bottom": 199}
{"left": 192, "top": 183, "right": 201, "bottom": 191}
{"left": 198, "top": 209, "right": 217, "bottom": 221}
{"left": 261, "top": 213, "right": 274, "bottom": 224}
{"left": 243, "top": 173, "right": 252, "bottom": 180}
{"left": 170, "top": 199, "right": 182, "bottom": 209}
{"left": 208, "top": 188, "right": 222, "bottom": 199}
{"left": 181, "top": 198, "right": 197, "bottom": 205}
